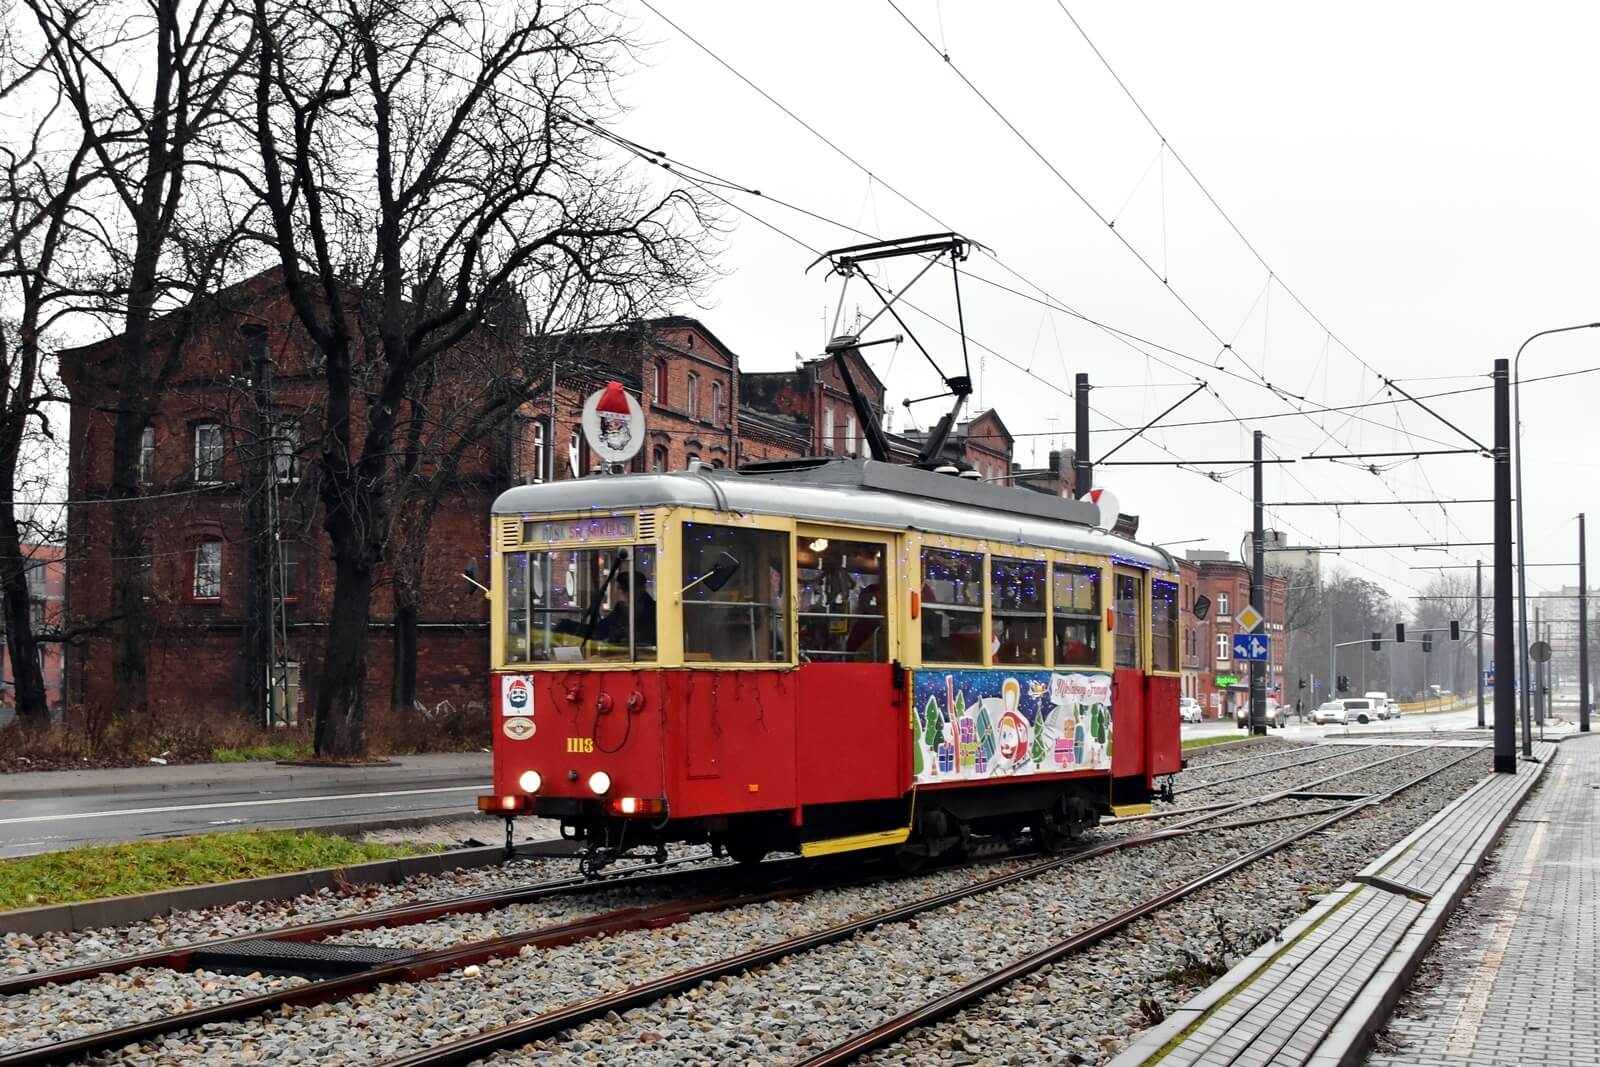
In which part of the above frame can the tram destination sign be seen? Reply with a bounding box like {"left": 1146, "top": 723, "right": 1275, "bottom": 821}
{"left": 524, "top": 515, "right": 635, "bottom": 544}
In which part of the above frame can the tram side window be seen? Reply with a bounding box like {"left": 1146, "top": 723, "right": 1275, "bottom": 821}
{"left": 514, "top": 547, "right": 657, "bottom": 663}
{"left": 921, "top": 548, "right": 984, "bottom": 664}
{"left": 798, "top": 538, "right": 887, "bottom": 662}
{"left": 682, "top": 523, "right": 789, "bottom": 662}
{"left": 990, "top": 557, "right": 1045, "bottom": 665}
{"left": 505, "top": 552, "right": 530, "bottom": 662}
{"left": 1113, "top": 571, "right": 1144, "bottom": 669}
{"left": 1053, "top": 563, "right": 1101, "bottom": 668}
{"left": 1151, "top": 579, "right": 1179, "bottom": 672}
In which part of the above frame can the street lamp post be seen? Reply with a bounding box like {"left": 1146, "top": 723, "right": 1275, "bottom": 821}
{"left": 1514, "top": 322, "right": 1600, "bottom": 756}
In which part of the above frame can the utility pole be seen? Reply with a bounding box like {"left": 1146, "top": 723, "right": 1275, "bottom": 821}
{"left": 1250, "top": 430, "right": 1266, "bottom": 736}
{"left": 1580, "top": 512, "right": 1590, "bottom": 732}
{"left": 1492, "top": 359, "right": 1516, "bottom": 771}
{"left": 1073, "top": 373, "right": 1091, "bottom": 499}
{"left": 1476, "top": 559, "right": 1485, "bottom": 729}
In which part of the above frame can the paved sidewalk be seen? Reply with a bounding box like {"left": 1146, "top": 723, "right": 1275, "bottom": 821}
{"left": 1367, "top": 732, "right": 1599, "bottom": 1067}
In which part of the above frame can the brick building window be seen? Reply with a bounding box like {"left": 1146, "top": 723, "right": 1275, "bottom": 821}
{"left": 568, "top": 429, "right": 580, "bottom": 476}
{"left": 822, "top": 407, "right": 834, "bottom": 454}
{"left": 192, "top": 539, "right": 222, "bottom": 600}
{"left": 1216, "top": 591, "right": 1229, "bottom": 618}
{"left": 651, "top": 445, "right": 667, "bottom": 472}
{"left": 846, "top": 413, "right": 857, "bottom": 455}
{"left": 24, "top": 562, "right": 45, "bottom": 598}
{"left": 29, "top": 599, "right": 45, "bottom": 631}
{"left": 138, "top": 425, "right": 155, "bottom": 484}
{"left": 274, "top": 541, "right": 299, "bottom": 601}
{"left": 686, "top": 372, "right": 699, "bottom": 420}
{"left": 270, "top": 413, "right": 299, "bottom": 483}
{"left": 529, "top": 421, "right": 545, "bottom": 483}
{"left": 711, "top": 381, "right": 724, "bottom": 427}
{"left": 193, "top": 423, "right": 223, "bottom": 483}
{"left": 1215, "top": 633, "right": 1229, "bottom": 662}
{"left": 652, "top": 361, "right": 667, "bottom": 405}
{"left": 686, "top": 452, "right": 699, "bottom": 467}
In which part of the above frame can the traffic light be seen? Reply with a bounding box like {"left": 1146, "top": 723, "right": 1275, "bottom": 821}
{"left": 1371, "top": 631, "right": 1381, "bottom": 651}
{"left": 1395, "top": 622, "right": 1406, "bottom": 643}
{"left": 1450, "top": 620, "right": 1461, "bottom": 641}
{"left": 1423, "top": 633, "right": 1433, "bottom": 653}
{"left": 1298, "top": 676, "right": 1307, "bottom": 690}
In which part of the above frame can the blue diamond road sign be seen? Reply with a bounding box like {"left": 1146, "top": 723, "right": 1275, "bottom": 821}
{"left": 1231, "top": 633, "right": 1270, "bottom": 662}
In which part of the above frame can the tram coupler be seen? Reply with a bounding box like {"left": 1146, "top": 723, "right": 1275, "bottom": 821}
{"left": 503, "top": 816, "right": 516, "bottom": 861}
{"left": 1158, "top": 776, "right": 1176, "bottom": 803}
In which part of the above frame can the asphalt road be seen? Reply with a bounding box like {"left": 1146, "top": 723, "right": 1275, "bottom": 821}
{"left": 1181, "top": 701, "right": 1500, "bottom": 743}
{"left": 0, "top": 754, "right": 491, "bottom": 858}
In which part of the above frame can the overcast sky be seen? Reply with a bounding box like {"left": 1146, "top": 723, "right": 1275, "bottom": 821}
{"left": 612, "top": 0, "right": 1598, "bottom": 608}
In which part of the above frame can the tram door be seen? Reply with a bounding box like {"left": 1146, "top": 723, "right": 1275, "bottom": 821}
{"left": 794, "top": 530, "right": 903, "bottom": 805}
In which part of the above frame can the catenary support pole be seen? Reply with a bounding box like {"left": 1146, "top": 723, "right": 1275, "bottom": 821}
{"left": 1492, "top": 359, "right": 1516, "bottom": 771}
{"left": 1580, "top": 513, "right": 1590, "bottom": 732}
{"left": 1074, "top": 373, "right": 1091, "bottom": 499}
{"left": 1250, "top": 430, "right": 1266, "bottom": 736}
{"left": 1476, "top": 559, "right": 1485, "bottom": 729}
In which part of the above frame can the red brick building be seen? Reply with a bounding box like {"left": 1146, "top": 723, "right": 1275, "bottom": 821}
{"left": 0, "top": 544, "right": 66, "bottom": 720}
{"left": 1184, "top": 550, "right": 1289, "bottom": 721}
{"left": 60, "top": 270, "right": 504, "bottom": 723}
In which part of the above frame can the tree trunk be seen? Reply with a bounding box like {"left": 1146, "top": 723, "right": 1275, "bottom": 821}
{"left": 391, "top": 595, "right": 418, "bottom": 712}
{"left": 315, "top": 543, "right": 373, "bottom": 759}
{"left": 0, "top": 500, "right": 48, "bottom": 725}
{"left": 107, "top": 404, "right": 149, "bottom": 711}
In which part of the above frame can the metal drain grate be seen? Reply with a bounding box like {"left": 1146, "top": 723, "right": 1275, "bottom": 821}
{"left": 190, "top": 939, "right": 415, "bottom": 978}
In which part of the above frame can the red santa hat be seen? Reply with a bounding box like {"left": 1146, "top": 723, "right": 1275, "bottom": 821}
{"left": 596, "top": 381, "right": 630, "bottom": 417}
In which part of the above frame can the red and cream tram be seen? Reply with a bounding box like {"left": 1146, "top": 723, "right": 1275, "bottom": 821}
{"left": 480, "top": 457, "right": 1182, "bottom": 871}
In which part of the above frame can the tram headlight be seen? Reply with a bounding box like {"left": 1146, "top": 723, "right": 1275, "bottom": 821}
{"left": 518, "top": 770, "right": 542, "bottom": 794}
{"left": 587, "top": 770, "right": 612, "bottom": 795}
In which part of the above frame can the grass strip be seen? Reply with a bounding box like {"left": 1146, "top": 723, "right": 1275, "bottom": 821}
{"left": 210, "top": 741, "right": 314, "bottom": 762}
{"left": 1181, "top": 733, "right": 1252, "bottom": 750}
{"left": 0, "top": 830, "right": 438, "bottom": 911}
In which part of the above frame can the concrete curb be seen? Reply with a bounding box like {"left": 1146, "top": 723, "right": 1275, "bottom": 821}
{"left": 1, "top": 837, "right": 583, "bottom": 937}
{"left": 1109, "top": 743, "right": 1552, "bottom": 1067}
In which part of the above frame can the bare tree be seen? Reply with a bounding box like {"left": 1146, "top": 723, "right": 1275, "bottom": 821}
{"left": 249, "top": 0, "right": 712, "bottom": 758}
{"left": 23, "top": 0, "right": 254, "bottom": 713}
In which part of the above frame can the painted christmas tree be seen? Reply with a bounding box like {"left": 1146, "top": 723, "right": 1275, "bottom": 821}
{"left": 920, "top": 695, "right": 943, "bottom": 775}
{"left": 1029, "top": 710, "right": 1050, "bottom": 769}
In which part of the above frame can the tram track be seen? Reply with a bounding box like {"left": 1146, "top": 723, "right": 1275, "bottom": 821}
{"left": 362, "top": 747, "right": 1481, "bottom": 1067}
{"left": 0, "top": 745, "right": 1476, "bottom": 1066}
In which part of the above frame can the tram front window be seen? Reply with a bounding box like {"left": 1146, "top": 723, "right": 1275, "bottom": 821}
{"left": 504, "top": 546, "right": 657, "bottom": 663}
{"left": 682, "top": 523, "right": 789, "bottom": 662}
{"left": 798, "top": 538, "right": 887, "bottom": 662}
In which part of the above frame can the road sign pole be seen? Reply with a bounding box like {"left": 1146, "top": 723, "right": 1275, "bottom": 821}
{"left": 1492, "top": 359, "right": 1517, "bottom": 772}
{"left": 1251, "top": 430, "right": 1266, "bottom": 736}
{"left": 1580, "top": 512, "right": 1590, "bottom": 732}
{"left": 1476, "top": 559, "right": 1485, "bottom": 729}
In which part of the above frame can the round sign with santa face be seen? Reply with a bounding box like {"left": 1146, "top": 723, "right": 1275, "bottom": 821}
{"left": 581, "top": 381, "right": 646, "bottom": 465}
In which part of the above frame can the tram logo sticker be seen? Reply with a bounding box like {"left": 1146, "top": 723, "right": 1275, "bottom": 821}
{"left": 502, "top": 717, "right": 536, "bottom": 741}
{"left": 911, "top": 670, "right": 1113, "bottom": 784}
{"left": 502, "top": 675, "right": 533, "bottom": 716}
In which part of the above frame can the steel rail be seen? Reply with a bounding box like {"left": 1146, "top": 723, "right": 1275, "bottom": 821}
{"left": 0, "top": 853, "right": 740, "bottom": 998}
{"left": 795, "top": 746, "right": 1485, "bottom": 1065}
{"left": 1172, "top": 743, "right": 1381, "bottom": 794}
{"left": 365, "top": 751, "right": 1481, "bottom": 1067}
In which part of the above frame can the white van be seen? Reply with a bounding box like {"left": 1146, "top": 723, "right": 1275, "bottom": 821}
{"left": 1363, "top": 691, "right": 1392, "bottom": 720}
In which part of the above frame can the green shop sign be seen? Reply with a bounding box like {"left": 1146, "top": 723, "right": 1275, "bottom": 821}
{"left": 1215, "top": 673, "right": 1240, "bottom": 687}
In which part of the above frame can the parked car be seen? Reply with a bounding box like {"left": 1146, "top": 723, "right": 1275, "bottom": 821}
{"left": 1388, "top": 700, "right": 1402, "bottom": 719}
{"left": 1363, "top": 691, "right": 1393, "bottom": 720}
{"left": 1313, "top": 698, "right": 1378, "bottom": 725}
{"left": 1235, "top": 699, "right": 1280, "bottom": 728}
{"left": 1179, "top": 697, "right": 1204, "bottom": 724}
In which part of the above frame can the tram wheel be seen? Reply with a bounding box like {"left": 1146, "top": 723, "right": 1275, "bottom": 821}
{"left": 894, "top": 845, "right": 929, "bottom": 875}
{"left": 725, "top": 838, "right": 768, "bottom": 866}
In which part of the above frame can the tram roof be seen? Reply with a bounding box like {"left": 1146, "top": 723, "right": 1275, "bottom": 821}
{"left": 493, "top": 458, "right": 1176, "bottom": 571}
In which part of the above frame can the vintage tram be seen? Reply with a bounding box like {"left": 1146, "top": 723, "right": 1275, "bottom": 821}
{"left": 479, "top": 456, "right": 1183, "bottom": 872}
